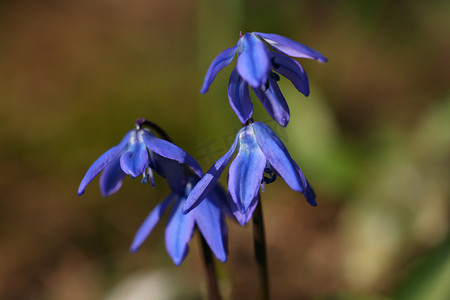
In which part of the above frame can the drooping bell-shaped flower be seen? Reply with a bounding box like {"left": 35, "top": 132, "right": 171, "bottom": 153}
{"left": 183, "top": 120, "right": 316, "bottom": 225}
{"left": 79, "top": 120, "right": 230, "bottom": 265}
{"left": 130, "top": 171, "right": 229, "bottom": 265}
{"left": 78, "top": 119, "right": 202, "bottom": 197}
{"left": 201, "top": 32, "right": 327, "bottom": 127}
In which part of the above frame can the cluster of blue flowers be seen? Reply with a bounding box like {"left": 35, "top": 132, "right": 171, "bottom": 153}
{"left": 78, "top": 32, "right": 326, "bottom": 265}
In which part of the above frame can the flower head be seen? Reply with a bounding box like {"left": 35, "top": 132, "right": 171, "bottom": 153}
{"left": 201, "top": 32, "right": 327, "bottom": 127}
{"left": 130, "top": 161, "right": 229, "bottom": 265}
{"left": 78, "top": 119, "right": 202, "bottom": 197}
{"left": 183, "top": 120, "right": 316, "bottom": 225}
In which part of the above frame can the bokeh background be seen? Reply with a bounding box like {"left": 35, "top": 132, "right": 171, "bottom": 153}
{"left": 1, "top": 0, "right": 449, "bottom": 299}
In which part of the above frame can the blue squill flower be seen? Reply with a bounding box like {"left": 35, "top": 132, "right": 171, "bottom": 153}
{"left": 183, "top": 120, "right": 316, "bottom": 225}
{"left": 130, "top": 173, "right": 229, "bottom": 265}
{"left": 201, "top": 32, "right": 327, "bottom": 127}
{"left": 78, "top": 119, "right": 202, "bottom": 197}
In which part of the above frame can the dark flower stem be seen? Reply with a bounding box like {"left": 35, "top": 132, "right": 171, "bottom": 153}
{"left": 253, "top": 194, "right": 270, "bottom": 300}
{"left": 199, "top": 234, "right": 222, "bottom": 300}
{"left": 139, "top": 119, "right": 173, "bottom": 142}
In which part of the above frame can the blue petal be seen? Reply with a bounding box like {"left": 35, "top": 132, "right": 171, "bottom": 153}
{"left": 165, "top": 196, "right": 196, "bottom": 266}
{"left": 254, "top": 32, "right": 328, "bottom": 63}
{"left": 252, "top": 122, "right": 306, "bottom": 192}
{"left": 271, "top": 51, "right": 310, "bottom": 96}
{"left": 78, "top": 131, "right": 132, "bottom": 195}
{"left": 228, "top": 68, "right": 253, "bottom": 124}
{"left": 99, "top": 157, "right": 126, "bottom": 197}
{"left": 183, "top": 132, "right": 240, "bottom": 214}
{"left": 294, "top": 163, "right": 308, "bottom": 195}
{"left": 236, "top": 33, "right": 271, "bottom": 88}
{"left": 228, "top": 190, "right": 259, "bottom": 226}
{"left": 253, "top": 77, "right": 290, "bottom": 127}
{"left": 120, "top": 131, "right": 149, "bottom": 178}
{"left": 154, "top": 155, "right": 187, "bottom": 195}
{"left": 193, "top": 196, "right": 228, "bottom": 262}
{"left": 211, "top": 184, "right": 233, "bottom": 218}
{"left": 228, "top": 125, "right": 266, "bottom": 212}
{"left": 141, "top": 129, "right": 203, "bottom": 177}
{"left": 130, "top": 193, "right": 175, "bottom": 253}
{"left": 201, "top": 46, "right": 238, "bottom": 94}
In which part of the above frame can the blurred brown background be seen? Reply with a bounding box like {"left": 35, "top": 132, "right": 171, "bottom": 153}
{"left": 0, "top": 0, "right": 449, "bottom": 299}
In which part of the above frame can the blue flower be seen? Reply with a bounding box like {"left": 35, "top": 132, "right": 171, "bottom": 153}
{"left": 183, "top": 120, "right": 316, "bottom": 225}
{"left": 78, "top": 119, "right": 202, "bottom": 197}
{"left": 130, "top": 173, "right": 229, "bottom": 265}
{"left": 201, "top": 32, "right": 327, "bottom": 127}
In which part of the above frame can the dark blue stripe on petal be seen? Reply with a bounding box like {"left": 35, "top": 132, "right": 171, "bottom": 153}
{"left": 253, "top": 78, "right": 290, "bottom": 127}
{"left": 294, "top": 163, "right": 308, "bottom": 194}
{"left": 228, "top": 126, "right": 266, "bottom": 212}
{"left": 228, "top": 68, "right": 253, "bottom": 124}
{"left": 130, "top": 193, "right": 175, "bottom": 253}
{"left": 252, "top": 122, "right": 304, "bottom": 192}
{"left": 165, "top": 196, "right": 196, "bottom": 266}
{"left": 255, "top": 32, "right": 328, "bottom": 63}
{"left": 201, "top": 46, "right": 238, "bottom": 94}
{"left": 236, "top": 33, "right": 271, "bottom": 88}
{"left": 303, "top": 180, "right": 317, "bottom": 206}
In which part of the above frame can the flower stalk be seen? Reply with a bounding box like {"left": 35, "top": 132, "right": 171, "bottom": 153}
{"left": 135, "top": 118, "right": 172, "bottom": 142}
{"left": 253, "top": 193, "right": 270, "bottom": 300}
{"left": 200, "top": 234, "right": 222, "bottom": 300}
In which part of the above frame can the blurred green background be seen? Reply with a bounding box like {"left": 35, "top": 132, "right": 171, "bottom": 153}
{"left": 0, "top": 0, "right": 449, "bottom": 299}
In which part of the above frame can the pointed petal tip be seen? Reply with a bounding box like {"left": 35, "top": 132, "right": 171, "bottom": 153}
{"left": 310, "top": 201, "right": 318, "bottom": 207}
{"left": 182, "top": 201, "right": 196, "bottom": 215}
{"left": 172, "top": 257, "right": 183, "bottom": 266}
{"left": 200, "top": 85, "right": 209, "bottom": 94}
{"left": 232, "top": 206, "right": 255, "bottom": 226}
{"left": 305, "top": 194, "right": 317, "bottom": 207}
{"left": 318, "top": 57, "right": 328, "bottom": 63}
{"left": 130, "top": 235, "right": 146, "bottom": 253}
{"left": 217, "top": 254, "right": 228, "bottom": 263}
{"left": 100, "top": 191, "right": 111, "bottom": 197}
{"left": 236, "top": 218, "right": 248, "bottom": 226}
{"left": 304, "top": 184, "right": 317, "bottom": 206}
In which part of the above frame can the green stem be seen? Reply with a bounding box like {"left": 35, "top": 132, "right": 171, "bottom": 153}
{"left": 199, "top": 234, "right": 222, "bottom": 300}
{"left": 253, "top": 195, "right": 270, "bottom": 300}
